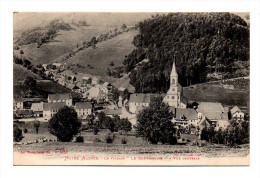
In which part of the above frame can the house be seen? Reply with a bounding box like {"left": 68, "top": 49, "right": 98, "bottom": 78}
{"left": 230, "top": 106, "right": 245, "bottom": 120}
{"left": 129, "top": 94, "right": 152, "bottom": 113}
{"left": 48, "top": 93, "right": 72, "bottom": 106}
{"left": 82, "top": 76, "right": 91, "bottom": 85}
{"left": 43, "top": 102, "right": 66, "bottom": 118}
{"left": 75, "top": 102, "right": 92, "bottom": 118}
{"left": 52, "top": 62, "right": 64, "bottom": 69}
{"left": 72, "top": 85, "right": 81, "bottom": 93}
{"left": 31, "top": 102, "right": 43, "bottom": 117}
{"left": 103, "top": 109, "right": 122, "bottom": 117}
{"left": 13, "top": 98, "right": 23, "bottom": 110}
{"left": 42, "top": 64, "right": 48, "bottom": 70}
{"left": 171, "top": 108, "right": 199, "bottom": 129}
{"left": 101, "top": 82, "right": 113, "bottom": 94}
{"left": 215, "top": 120, "right": 230, "bottom": 131}
{"left": 92, "top": 77, "right": 100, "bottom": 85}
{"left": 88, "top": 86, "right": 108, "bottom": 102}
{"left": 197, "top": 102, "right": 229, "bottom": 128}
{"left": 163, "top": 61, "right": 187, "bottom": 108}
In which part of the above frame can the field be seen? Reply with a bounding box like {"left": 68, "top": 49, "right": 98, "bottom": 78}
{"left": 14, "top": 121, "right": 249, "bottom": 159}
{"left": 183, "top": 83, "right": 249, "bottom": 108}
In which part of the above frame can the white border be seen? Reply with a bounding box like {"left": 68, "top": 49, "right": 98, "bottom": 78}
{"left": 1, "top": 1, "right": 259, "bottom": 178}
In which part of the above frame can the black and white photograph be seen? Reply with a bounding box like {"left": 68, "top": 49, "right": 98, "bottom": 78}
{"left": 11, "top": 11, "right": 251, "bottom": 166}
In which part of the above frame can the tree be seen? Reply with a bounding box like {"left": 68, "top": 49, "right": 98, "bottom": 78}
{"left": 134, "top": 96, "right": 176, "bottom": 144}
{"left": 121, "top": 24, "right": 127, "bottom": 30}
{"left": 103, "top": 117, "right": 115, "bottom": 133}
{"left": 111, "top": 88, "right": 120, "bottom": 104}
{"left": 13, "top": 124, "right": 23, "bottom": 142}
{"left": 24, "top": 76, "right": 36, "bottom": 93}
{"left": 20, "top": 50, "right": 24, "bottom": 59}
{"left": 33, "top": 119, "right": 40, "bottom": 134}
{"left": 119, "top": 118, "right": 132, "bottom": 133}
{"left": 48, "top": 106, "right": 81, "bottom": 142}
{"left": 109, "top": 61, "right": 114, "bottom": 66}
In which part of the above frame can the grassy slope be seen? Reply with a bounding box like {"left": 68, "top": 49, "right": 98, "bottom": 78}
{"left": 183, "top": 83, "right": 249, "bottom": 107}
{"left": 56, "top": 30, "right": 138, "bottom": 91}
{"left": 13, "top": 64, "right": 42, "bottom": 84}
{"left": 13, "top": 64, "right": 79, "bottom": 99}
{"left": 13, "top": 25, "right": 110, "bottom": 65}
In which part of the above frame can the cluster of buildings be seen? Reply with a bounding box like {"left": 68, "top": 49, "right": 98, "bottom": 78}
{"left": 14, "top": 61, "right": 247, "bottom": 135}
{"left": 14, "top": 93, "right": 93, "bottom": 120}
{"left": 128, "top": 62, "right": 246, "bottom": 133}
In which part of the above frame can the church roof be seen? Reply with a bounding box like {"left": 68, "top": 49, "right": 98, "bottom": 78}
{"left": 171, "top": 61, "right": 178, "bottom": 77}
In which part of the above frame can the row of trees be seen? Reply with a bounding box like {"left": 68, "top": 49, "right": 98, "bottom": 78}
{"left": 201, "top": 120, "right": 249, "bottom": 147}
{"left": 15, "top": 19, "right": 72, "bottom": 47}
{"left": 124, "top": 12, "right": 249, "bottom": 93}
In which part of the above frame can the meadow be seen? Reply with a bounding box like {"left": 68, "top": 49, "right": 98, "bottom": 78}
{"left": 14, "top": 121, "right": 249, "bottom": 158}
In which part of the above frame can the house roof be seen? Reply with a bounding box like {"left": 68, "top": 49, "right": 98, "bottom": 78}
{"left": 103, "top": 82, "right": 110, "bottom": 87}
{"left": 118, "top": 87, "right": 126, "bottom": 91}
{"left": 197, "top": 102, "right": 227, "bottom": 121}
{"left": 73, "top": 85, "right": 80, "bottom": 89}
{"left": 129, "top": 94, "right": 152, "bottom": 103}
{"left": 224, "top": 106, "right": 230, "bottom": 113}
{"left": 48, "top": 93, "right": 72, "bottom": 100}
{"left": 31, "top": 102, "right": 43, "bottom": 111}
{"left": 75, "top": 102, "right": 92, "bottom": 109}
{"left": 172, "top": 108, "right": 198, "bottom": 120}
{"left": 230, "top": 106, "right": 242, "bottom": 114}
{"left": 43, "top": 102, "right": 66, "bottom": 111}
{"left": 180, "top": 96, "right": 188, "bottom": 105}
{"left": 82, "top": 76, "right": 90, "bottom": 80}
{"left": 103, "top": 109, "right": 122, "bottom": 116}
{"left": 197, "top": 102, "right": 225, "bottom": 113}
{"left": 92, "top": 77, "right": 100, "bottom": 82}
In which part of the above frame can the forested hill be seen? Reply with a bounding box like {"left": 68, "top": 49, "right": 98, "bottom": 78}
{"left": 124, "top": 13, "right": 249, "bottom": 93}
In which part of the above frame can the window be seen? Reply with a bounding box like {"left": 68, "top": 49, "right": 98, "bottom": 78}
{"left": 172, "top": 96, "right": 175, "bottom": 99}
{"left": 172, "top": 79, "right": 175, "bottom": 85}
{"left": 172, "top": 88, "right": 175, "bottom": 91}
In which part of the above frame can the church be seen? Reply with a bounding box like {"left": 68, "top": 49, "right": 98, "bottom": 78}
{"left": 163, "top": 61, "right": 187, "bottom": 108}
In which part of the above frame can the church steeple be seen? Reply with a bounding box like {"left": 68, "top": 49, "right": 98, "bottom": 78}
{"left": 171, "top": 60, "right": 178, "bottom": 77}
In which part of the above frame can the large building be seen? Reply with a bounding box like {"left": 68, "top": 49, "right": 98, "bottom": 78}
{"left": 197, "top": 102, "right": 229, "bottom": 129}
{"left": 43, "top": 102, "right": 66, "bottom": 118}
{"left": 75, "top": 102, "right": 92, "bottom": 118}
{"left": 129, "top": 94, "right": 152, "bottom": 113}
{"left": 48, "top": 93, "right": 72, "bottom": 106}
{"left": 163, "top": 61, "right": 187, "bottom": 108}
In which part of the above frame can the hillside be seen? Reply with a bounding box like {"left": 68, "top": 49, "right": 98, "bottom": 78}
{"left": 183, "top": 83, "right": 249, "bottom": 107}
{"left": 57, "top": 30, "right": 138, "bottom": 83}
{"left": 13, "top": 63, "right": 42, "bottom": 84}
{"left": 124, "top": 12, "right": 249, "bottom": 93}
{"left": 13, "top": 12, "right": 156, "bottom": 65}
{"left": 13, "top": 64, "right": 79, "bottom": 99}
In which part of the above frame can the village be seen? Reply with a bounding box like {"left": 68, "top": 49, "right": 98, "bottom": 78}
{"left": 13, "top": 60, "right": 248, "bottom": 145}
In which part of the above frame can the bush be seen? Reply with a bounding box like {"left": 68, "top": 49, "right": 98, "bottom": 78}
{"left": 23, "top": 128, "right": 28, "bottom": 134}
{"left": 93, "top": 138, "right": 102, "bottom": 143}
{"left": 13, "top": 124, "right": 23, "bottom": 142}
{"left": 121, "top": 138, "right": 127, "bottom": 144}
{"left": 105, "top": 135, "right": 114, "bottom": 144}
{"left": 75, "top": 136, "right": 84, "bottom": 143}
{"left": 93, "top": 127, "right": 99, "bottom": 135}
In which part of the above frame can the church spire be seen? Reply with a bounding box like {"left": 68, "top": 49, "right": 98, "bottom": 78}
{"left": 171, "top": 60, "right": 178, "bottom": 77}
